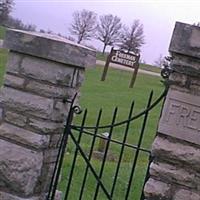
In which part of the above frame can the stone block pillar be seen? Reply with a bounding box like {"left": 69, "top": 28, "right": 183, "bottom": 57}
{"left": 0, "top": 29, "right": 95, "bottom": 200}
{"left": 144, "top": 22, "right": 200, "bottom": 200}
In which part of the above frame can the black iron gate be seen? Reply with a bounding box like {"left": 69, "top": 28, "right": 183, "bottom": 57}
{"left": 47, "top": 88, "right": 167, "bottom": 200}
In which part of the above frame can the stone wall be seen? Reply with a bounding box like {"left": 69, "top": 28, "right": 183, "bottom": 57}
{"left": 144, "top": 22, "right": 200, "bottom": 199}
{"left": 0, "top": 29, "right": 96, "bottom": 200}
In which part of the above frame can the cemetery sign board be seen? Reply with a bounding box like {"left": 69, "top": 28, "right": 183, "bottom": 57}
{"left": 101, "top": 48, "right": 140, "bottom": 88}
{"left": 110, "top": 49, "right": 138, "bottom": 68}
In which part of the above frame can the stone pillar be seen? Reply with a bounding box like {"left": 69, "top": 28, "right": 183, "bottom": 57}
{"left": 144, "top": 22, "right": 200, "bottom": 200}
{"left": 0, "top": 29, "right": 95, "bottom": 200}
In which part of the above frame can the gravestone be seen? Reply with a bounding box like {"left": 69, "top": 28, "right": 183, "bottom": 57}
{"left": 0, "top": 29, "right": 96, "bottom": 200}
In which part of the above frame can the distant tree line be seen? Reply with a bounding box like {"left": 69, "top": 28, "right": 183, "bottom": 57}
{"left": 1, "top": 1, "right": 144, "bottom": 54}
{"left": 5, "top": 16, "right": 36, "bottom": 31}
{"left": 69, "top": 9, "right": 145, "bottom": 54}
{"left": 0, "top": 0, "right": 36, "bottom": 31}
{"left": 0, "top": 0, "right": 13, "bottom": 25}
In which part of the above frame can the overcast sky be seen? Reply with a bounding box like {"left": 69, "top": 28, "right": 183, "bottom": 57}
{"left": 11, "top": 0, "right": 200, "bottom": 64}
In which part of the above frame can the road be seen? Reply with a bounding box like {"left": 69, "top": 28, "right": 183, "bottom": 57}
{"left": 96, "top": 60, "right": 161, "bottom": 77}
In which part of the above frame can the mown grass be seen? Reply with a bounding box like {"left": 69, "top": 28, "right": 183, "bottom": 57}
{"left": 0, "top": 49, "right": 7, "bottom": 86}
{"left": 0, "top": 26, "right": 6, "bottom": 39}
{"left": 59, "top": 66, "right": 165, "bottom": 199}
{"left": 59, "top": 151, "right": 150, "bottom": 200}
{"left": 139, "top": 63, "right": 161, "bottom": 73}
{"left": 96, "top": 52, "right": 109, "bottom": 61}
{"left": 0, "top": 26, "right": 7, "bottom": 86}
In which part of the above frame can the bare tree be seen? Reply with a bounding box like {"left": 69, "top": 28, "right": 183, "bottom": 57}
{"left": 69, "top": 9, "right": 97, "bottom": 44}
{"left": 96, "top": 14, "right": 122, "bottom": 54}
{"left": 119, "top": 20, "right": 145, "bottom": 54}
{"left": 0, "top": 0, "right": 14, "bottom": 25}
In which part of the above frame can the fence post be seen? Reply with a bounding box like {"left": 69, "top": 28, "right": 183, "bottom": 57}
{"left": 144, "top": 22, "right": 200, "bottom": 200}
{"left": 0, "top": 29, "right": 96, "bottom": 200}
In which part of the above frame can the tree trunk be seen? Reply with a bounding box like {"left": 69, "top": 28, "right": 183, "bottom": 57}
{"left": 102, "top": 44, "right": 107, "bottom": 54}
{"left": 77, "top": 34, "right": 83, "bottom": 44}
{"left": 77, "top": 38, "right": 81, "bottom": 44}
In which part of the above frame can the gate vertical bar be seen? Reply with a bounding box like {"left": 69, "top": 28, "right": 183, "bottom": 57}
{"left": 110, "top": 100, "right": 135, "bottom": 198}
{"left": 125, "top": 91, "right": 153, "bottom": 200}
{"left": 47, "top": 96, "right": 77, "bottom": 200}
{"left": 79, "top": 109, "right": 103, "bottom": 200}
{"left": 64, "top": 109, "right": 88, "bottom": 200}
{"left": 66, "top": 127, "right": 112, "bottom": 199}
{"left": 93, "top": 107, "right": 118, "bottom": 200}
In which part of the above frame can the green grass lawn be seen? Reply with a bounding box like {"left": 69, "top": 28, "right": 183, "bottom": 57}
{"left": 139, "top": 63, "right": 161, "bottom": 74}
{"left": 0, "top": 26, "right": 6, "bottom": 39}
{"left": 59, "top": 66, "right": 165, "bottom": 199}
{"left": 0, "top": 26, "right": 7, "bottom": 86}
{"left": 0, "top": 49, "right": 7, "bottom": 86}
{"left": 96, "top": 51, "right": 109, "bottom": 61}
{"left": 59, "top": 151, "right": 150, "bottom": 200}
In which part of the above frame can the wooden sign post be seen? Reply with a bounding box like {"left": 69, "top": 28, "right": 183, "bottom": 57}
{"left": 101, "top": 48, "right": 140, "bottom": 88}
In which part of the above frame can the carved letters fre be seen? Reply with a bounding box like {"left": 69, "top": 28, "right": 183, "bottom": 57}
{"left": 165, "top": 102, "right": 200, "bottom": 131}
{"left": 158, "top": 89, "right": 200, "bottom": 145}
